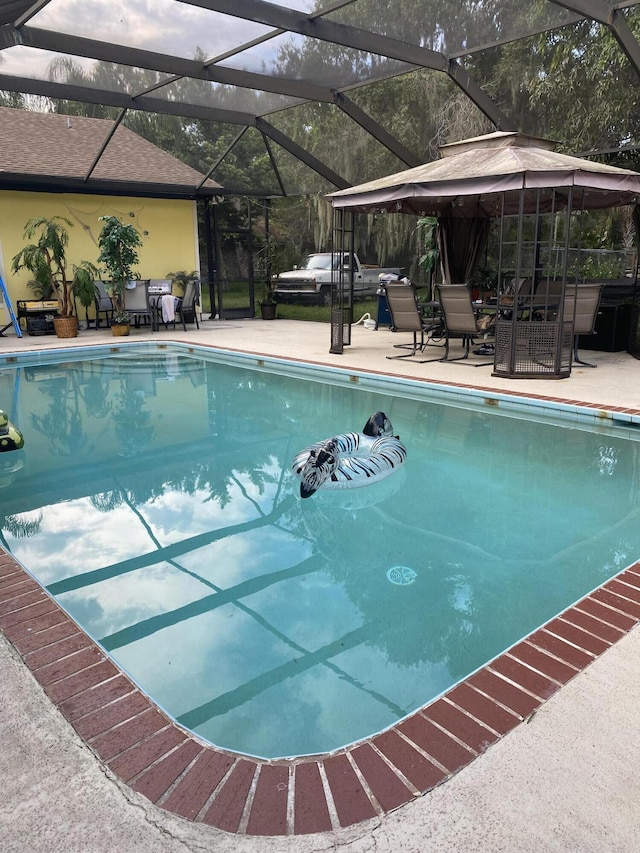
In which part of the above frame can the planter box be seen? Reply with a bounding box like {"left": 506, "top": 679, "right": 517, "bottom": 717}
{"left": 493, "top": 319, "right": 573, "bottom": 378}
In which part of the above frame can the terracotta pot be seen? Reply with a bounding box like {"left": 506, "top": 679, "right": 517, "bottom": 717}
{"left": 53, "top": 316, "right": 78, "bottom": 338}
{"left": 111, "top": 323, "right": 131, "bottom": 337}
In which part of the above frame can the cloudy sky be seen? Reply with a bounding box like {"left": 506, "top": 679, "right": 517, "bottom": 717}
{"left": 5, "top": 0, "right": 304, "bottom": 75}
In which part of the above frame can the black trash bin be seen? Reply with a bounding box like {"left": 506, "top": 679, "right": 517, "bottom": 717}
{"left": 376, "top": 288, "right": 392, "bottom": 328}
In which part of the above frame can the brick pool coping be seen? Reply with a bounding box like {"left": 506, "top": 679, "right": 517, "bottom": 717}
{"left": 2, "top": 365, "right": 640, "bottom": 836}
{"left": 3, "top": 556, "right": 640, "bottom": 836}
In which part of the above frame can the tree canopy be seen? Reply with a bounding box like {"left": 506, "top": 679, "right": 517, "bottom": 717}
{"left": 3, "top": 3, "right": 640, "bottom": 269}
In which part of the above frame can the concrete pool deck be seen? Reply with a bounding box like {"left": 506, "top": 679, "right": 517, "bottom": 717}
{"left": 1, "top": 317, "right": 640, "bottom": 852}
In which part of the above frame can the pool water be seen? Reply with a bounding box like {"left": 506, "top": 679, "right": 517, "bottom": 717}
{"left": 1, "top": 347, "right": 639, "bottom": 759}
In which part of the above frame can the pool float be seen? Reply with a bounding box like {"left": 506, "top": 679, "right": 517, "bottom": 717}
{"left": 292, "top": 411, "right": 407, "bottom": 498}
{"left": 0, "top": 409, "right": 24, "bottom": 452}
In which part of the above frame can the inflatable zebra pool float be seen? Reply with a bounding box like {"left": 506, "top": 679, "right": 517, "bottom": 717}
{"left": 292, "top": 411, "right": 407, "bottom": 499}
{"left": 0, "top": 409, "right": 24, "bottom": 452}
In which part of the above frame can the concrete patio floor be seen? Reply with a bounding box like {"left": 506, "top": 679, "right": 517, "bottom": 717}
{"left": 2, "top": 316, "right": 640, "bottom": 852}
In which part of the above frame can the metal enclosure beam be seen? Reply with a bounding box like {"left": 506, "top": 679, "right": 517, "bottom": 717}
{"left": 12, "top": 0, "right": 53, "bottom": 28}
{"left": 184, "top": 1, "right": 514, "bottom": 132}
{"left": 0, "top": 73, "right": 258, "bottom": 125}
{"left": 256, "top": 118, "right": 350, "bottom": 189}
{"left": 447, "top": 60, "right": 518, "bottom": 131}
{"left": 179, "top": 0, "right": 449, "bottom": 70}
{"left": 12, "top": 25, "right": 335, "bottom": 104}
{"left": 549, "top": 0, "right": 640, "bottom": 75}
{"left": 334, "top": 94, "right": 423, "bottom": 167}
{"left": 83, "top": 108, "right": 127, "bottom": 182}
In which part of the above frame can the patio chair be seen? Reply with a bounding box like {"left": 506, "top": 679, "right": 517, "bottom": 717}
{"left": 384, "top": 282, "right": 444, "bottom": 361}
{"left": 177, "top": 281, "right": 200, "bottom": 330}
{"left": 92, "top": 280, "right": 114, "bottom": 329}
{"left": 495, "top": 277, "right": 537, "bottom": 319}
{"left": 562, "top": 283, "right": 604, "bottom": 367}
{"left": 124, "top": 281, "right": 156, "bottom": 330}
{"left": 156, "top": 280, "right": 200, "bottom": 331}
{"left": 437, "top": 284, "right": 494, "bottom": 365}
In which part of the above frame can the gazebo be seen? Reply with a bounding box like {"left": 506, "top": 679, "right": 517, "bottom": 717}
{"left": 328, "top": 132, "right": 640, "bottom": 377}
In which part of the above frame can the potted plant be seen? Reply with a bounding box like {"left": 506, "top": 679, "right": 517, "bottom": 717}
{"left": 166, "top": 270, "right": 199, "bottom": 296}
{"left": 259, "top": 281, "right": 277, "bottom": 320}
{"left": 256, "top": 238, "right": 282, "bottom": 319}
{"left": 97, "top": 215, "right": 144, "bottom": 336}
{"left": 470, "top": 267, "right": 499, "bottom": 302}
{"left": 11, "top": 216, "right": 99, "bottom": 338}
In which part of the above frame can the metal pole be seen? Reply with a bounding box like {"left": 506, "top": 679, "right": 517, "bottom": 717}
{"left": 330, "top": 208, "right": 345, "bottom": 353}
{"left": 204, "top": 199, "right": 216, "bottom": 319}
{"left": 213, "top": 203, "right": 224, "bottom": 320}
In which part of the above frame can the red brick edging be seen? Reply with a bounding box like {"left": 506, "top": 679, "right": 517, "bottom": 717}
{"left": 2, "top": 549, "right": 640, "bottom": 836}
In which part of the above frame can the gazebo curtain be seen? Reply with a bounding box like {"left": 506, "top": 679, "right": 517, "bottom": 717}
{"left": 437, "top": 217, "right": 490, "bottom": 285}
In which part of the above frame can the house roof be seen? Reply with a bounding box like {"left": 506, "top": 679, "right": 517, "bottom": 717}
{"left": 0, "top": 107, "right": 222, "bottom": 198}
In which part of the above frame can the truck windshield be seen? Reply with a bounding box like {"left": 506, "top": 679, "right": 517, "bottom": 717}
{"left": 299, "top": 255, "right": 333, "bottom": 271}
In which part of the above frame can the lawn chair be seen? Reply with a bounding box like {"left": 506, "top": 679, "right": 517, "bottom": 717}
{"left": 92, "top": 280, "right": 114, "bottom": 329}
{"left": 437, "top": 284, "right": 494, "bottom": 365}
{"left": 157, "top": 280, "right": 200, "bottom": 331}
{"left": 177, "top": 281, "right": 200, "bottom": 330}
{"left": 384, "top": 282, "right": 444, "bottom": 361}
{"left": 563, "top": 283, "right": 604, "bottom": 367}
{"left": 124, "top": 281, "right": 156, "bottom": 330}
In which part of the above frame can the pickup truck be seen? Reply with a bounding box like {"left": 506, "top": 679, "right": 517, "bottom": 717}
{"left": 272, "top": 253, "right": 401, "bottom": 306}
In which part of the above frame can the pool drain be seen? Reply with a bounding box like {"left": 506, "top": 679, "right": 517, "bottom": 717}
{"left": 386, "top": 566, "right": 417, "bottom": 585}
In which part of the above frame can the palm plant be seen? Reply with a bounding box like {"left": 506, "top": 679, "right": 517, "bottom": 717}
{"left": 166, "top": 269, "right": 199, "bottom": 295}
{"left": 414, "top": 216, "right": 440, "bottom": 301}
{"left": 256, "top": 237, "right": 289, "bottom": 306}
{"left": 11, "top": 216, "right": 99, "bottom": 318}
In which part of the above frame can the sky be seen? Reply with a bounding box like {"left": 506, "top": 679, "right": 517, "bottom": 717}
{"left": 12, "top": 0, "right": 298, "bottom": 73}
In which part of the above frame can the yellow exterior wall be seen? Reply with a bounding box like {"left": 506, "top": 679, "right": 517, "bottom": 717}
{"left": 0, "top": 190, "right": 199, "bottom": 305}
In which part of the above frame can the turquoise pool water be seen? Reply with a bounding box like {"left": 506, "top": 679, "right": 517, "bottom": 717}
{"left": 1, "top": 345, "right": 639, "bottom": 759}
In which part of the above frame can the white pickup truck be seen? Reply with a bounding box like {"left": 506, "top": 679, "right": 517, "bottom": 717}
{"left": 272, "top": 253, "right": 401, "bottom": 306}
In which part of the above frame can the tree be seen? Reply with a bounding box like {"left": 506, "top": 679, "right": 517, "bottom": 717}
{"left": 38, "top": 5, "right": 640, "bottom": 274}
{"left": 11, "top": 216, "right": 98, "bottom": 318}
{"left": 96, "top": 216, "right": 143, "bottom": 323}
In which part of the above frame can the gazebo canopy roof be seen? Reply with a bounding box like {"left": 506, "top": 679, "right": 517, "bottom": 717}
{"left": 328, "top": 132, "right": 640, "bottom": 216}
{"left": 2, "top": 3, "right": 640, "bottom": 195}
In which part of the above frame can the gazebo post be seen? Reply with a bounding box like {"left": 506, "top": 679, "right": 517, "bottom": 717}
{"left": 329, "top": 208, "right": 355, "bottom": 354}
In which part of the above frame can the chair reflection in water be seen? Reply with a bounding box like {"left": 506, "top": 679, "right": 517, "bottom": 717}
{"left": 384, "top": 282, "right": 444, "bottom": 361}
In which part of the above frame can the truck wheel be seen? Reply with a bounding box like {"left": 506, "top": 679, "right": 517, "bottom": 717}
{"left": 318, "top": 286, "right": 331, "bottom": 306}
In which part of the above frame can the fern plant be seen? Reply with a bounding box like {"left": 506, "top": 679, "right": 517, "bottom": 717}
{"left": 11, "top": 216, "right": 99, "bottom": 317}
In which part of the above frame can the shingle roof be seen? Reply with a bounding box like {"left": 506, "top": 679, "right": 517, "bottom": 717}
{"left": 0, "top": 107, "right": 222, "bottom": 198}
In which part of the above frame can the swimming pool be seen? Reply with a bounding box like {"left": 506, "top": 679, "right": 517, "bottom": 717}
{"left": 1, "top": 343, "right": 640, "bottom": 760}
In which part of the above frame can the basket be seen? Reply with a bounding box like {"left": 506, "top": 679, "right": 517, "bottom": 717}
{"left": 111, "top": 322, "right": 131, "bottom": 337}
{"left": 53, "top": 316, "right": 79, "bottom": 338}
